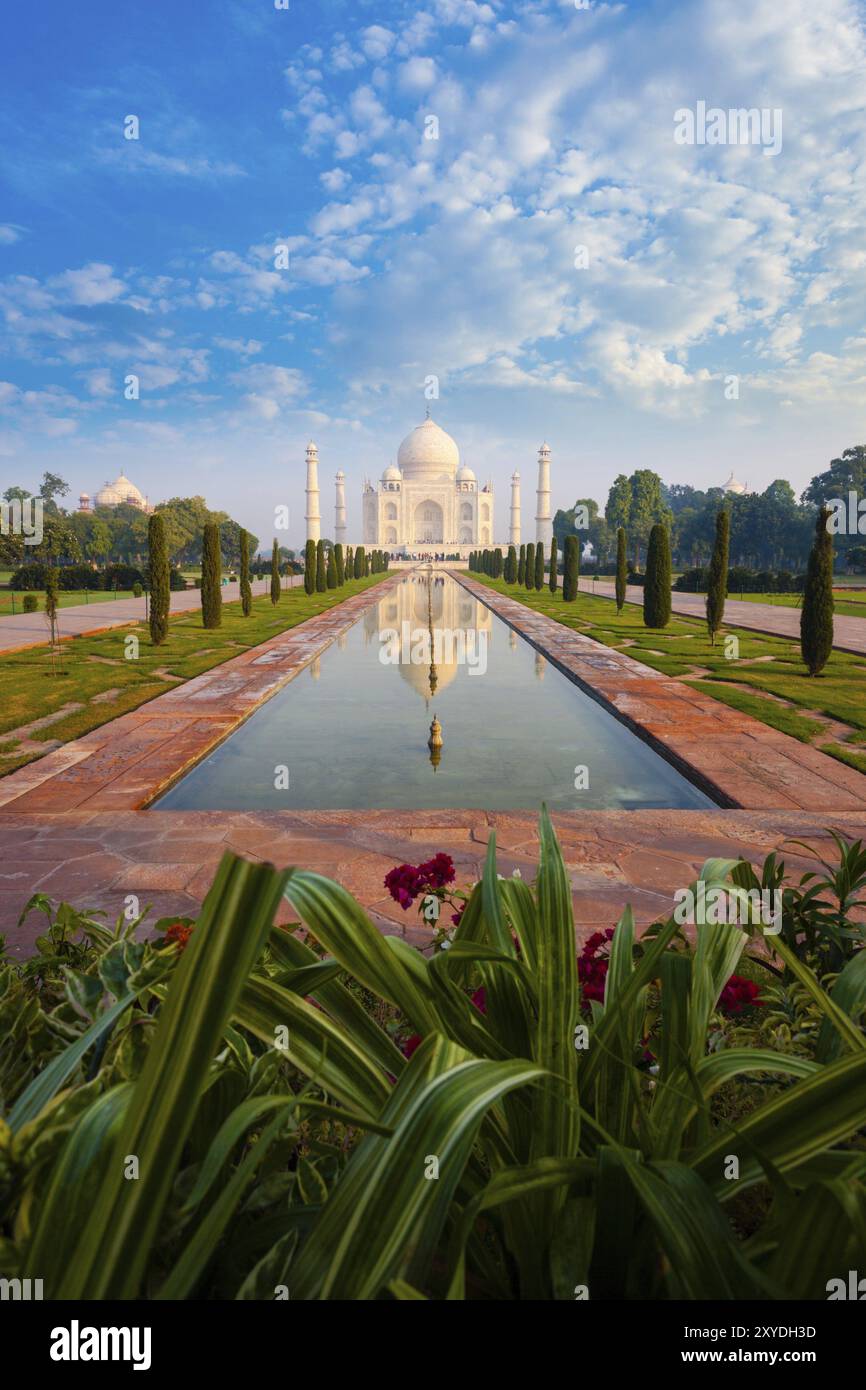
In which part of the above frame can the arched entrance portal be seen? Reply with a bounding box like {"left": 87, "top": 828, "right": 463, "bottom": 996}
{"left": 414, "top": 499, "right": 444, "bottom": 544}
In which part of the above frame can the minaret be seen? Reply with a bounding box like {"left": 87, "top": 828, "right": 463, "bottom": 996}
{"left": 509, "top": 470, "right": 521, "bottom": 547}
{"left": 535, "top": 442, "right": 552, "bottom": 547}
{"left": 305, "top": 441, "right": 321, "bottom": 543}
{"left": 334, "top": 470, "right": 347, "bottom": 548}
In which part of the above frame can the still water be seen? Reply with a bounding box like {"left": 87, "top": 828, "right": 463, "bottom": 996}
{"left": 154, "top": 574, "right": 715, "bottom": 812}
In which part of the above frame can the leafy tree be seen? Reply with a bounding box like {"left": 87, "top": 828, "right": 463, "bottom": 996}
{"left": 643, "top": 523, "right": 672, "bottom": 628}
{"left": 271, "top": 539, "right": 281, "bottom": 605}
{"left": 240, "top": 529, "right": 252, "bottom": 617}
{"left": 705, "top": 509, "right": 730, "bottom": 645}
{"left": 148, "top": 513, "right": 170, "bottom": 645}
{"left": 316, "top": 540, "right": 327, "bottom": 592}
{"left": 200, "top": 523, "right": 222, "bottom": 629}
{"left": 801, "top": 508, "right": 835, "bottom": 677}
{"left": 548, "top": 537, "right": 558, "bottom": 593}
{"left": 615, "top": 527, "right": 627, "bottom": 613}
{"left": 562, "top": 536, "right": 579, "bottom": 601}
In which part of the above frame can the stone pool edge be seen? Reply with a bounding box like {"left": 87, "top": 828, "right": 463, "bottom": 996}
{"left": 452, "top": 571, "right": 866, "bottom": 812}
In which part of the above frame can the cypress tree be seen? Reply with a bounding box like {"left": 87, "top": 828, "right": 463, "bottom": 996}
{"left": 304, "top": 539, "right": 316, "bottom": 595}
{"left": 535, "top": 540, "right": 545, "bottom": 590}
{"left": 363, "top": 547, "right": 369, "bottom": 576}
{"left": 45, "top": 565, "right": 59, "bottom": 661}
{"left": 705, "top": 509, "right": 730, "bottom": 645}
{"left": 345, "top": 545, "right": 353, "bottom": 580}
{"left": 525, "top": 542, "right": 535, "bottom": 591}
{"left": 518, "top": 544, "right": 526, "bottom": 585}
{"left": 643, "top": 523, "right": 672, "bottom": 628}
{"left": 270, "top": 539, "right": 281, "bottom": 605}
{"left": 383, "top": 552, "right": 389, "bottom": 571}
{"left": 239, "top": 527, "right": 252, "bottom": 617}
{"left": 354, "top": 545, "right": 365, "bottom": 579}
{"left": 615, "top": 527, "right": 627, "bottom": 614}
{"left": 327, "top": 546, "right": 338, "bottom": 588}
{"left": 493, "top": 547, "right": 503, "bottom": 578}
{"left": 148, "top": 512, "right": 170, "bottom": 644}
{"left": 505, "top": 544, "right": 517, "bottom": 582}
{"left": 334, "top": 542, "right": 345, "bottom": 586}
{"left": 801, "top": 507, "right": 834, "bottom": 677}
{"left": 563, "top": 536, "right": 579, "bottom": 601}
{"left": 549, "top": 537, "right": 558, "bottom": 594}
{"left": 201, "top": 522, "right": 222, "bottom": 628}
{"left": 316, "top": 539, "right": 327, "bottom": 592}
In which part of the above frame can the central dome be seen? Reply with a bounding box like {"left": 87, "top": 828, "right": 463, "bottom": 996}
{"left": 397, "top": 417, "right": 459, "bottom": 481}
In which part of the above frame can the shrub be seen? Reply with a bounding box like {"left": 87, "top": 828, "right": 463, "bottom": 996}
{"left": 562, "top": 535, "right": 579, "bottom": 601}
{"left": 548, "top": 538, "right": 558, "bottom": 594}
{"left": 200, "top": 522, "right": 222, "bottom": 629}
{"left": 534, "top": 540, "right": 544, "bottom": 590}
{"left": 353, "top": 546, "right": 365, "bottom": 579}
{"left": 103, "top": 563, "right": 146, "bottom": 592}
{"left": 615, "top": 527, "right": 627, "bottom": 613}
{"left": 801, "top": 507, "right": 834, "bottom": 677}
{"left": 643, "top": 523, "right": 671, "bottom": 628}
{"left": 327, "top": 547, "right": 338, "bottom": 589}
{"left": 169, "top": 568, "right": 186, "bottom": 591}
{"left": 132, "top": 581, "right": 143, "bottom": 598}
{"left": 517, "top": 544, "right": 525, "bottom": 585}
{"left": 504, "top": 545, "right": 517, "bottom": 583}
{"left": 705, "top": 508, "right": 730, "bottom": 646}
{"left": 304, "top": 539, "right": 316, "bottom": 596}
{"left": 22, "top": 592, "right": 38, "bottom": 613}
{"left": 334, "top": 543, "right": 345, "bottom": 586}
{"left": 148, "top": 513, "right": 170, "bottom": 645}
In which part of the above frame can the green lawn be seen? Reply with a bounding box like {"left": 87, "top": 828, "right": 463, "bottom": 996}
{"left": 0, "top": 574, "right": 390, "bottom": 778}
{"left": 728, "top": 590, "right": 866, "bottom": 618}
{"left": 472, "top": 575, "right": 866, "bottom": 777}
{"left": 0, "top": 588, "right": 142, "bottom": 615}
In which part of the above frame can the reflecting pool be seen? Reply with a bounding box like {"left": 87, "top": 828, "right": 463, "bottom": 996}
{"left": 153, "top": 573, "right": 715, "bottom": 811}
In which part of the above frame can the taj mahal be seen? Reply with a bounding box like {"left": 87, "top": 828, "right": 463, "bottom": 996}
{"left": 303, "top": 414, "right": 554, "bottom": 557}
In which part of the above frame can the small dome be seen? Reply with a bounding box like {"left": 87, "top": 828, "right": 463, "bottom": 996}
{"left": 382, "top": 464, "right": 401, "bottom": 480}
{"left": 397, "top": 417, "right": 459, "bottom": 481}
{"left": 720, "top": 472, "right": 747, "bottom": 495}
{"left": 95, "top": 472, "right": 146, "bottom": 509}
{"left": 456, "top": 464, "right": 476, "bottom": 483}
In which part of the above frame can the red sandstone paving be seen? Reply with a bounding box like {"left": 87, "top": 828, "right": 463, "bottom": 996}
{"left": 2, "top": 808, "right": 866, "bottom": 958}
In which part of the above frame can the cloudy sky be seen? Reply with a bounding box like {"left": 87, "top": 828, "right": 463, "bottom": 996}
{"left": 1, "top": 0, "right": 864, "bottom": 547}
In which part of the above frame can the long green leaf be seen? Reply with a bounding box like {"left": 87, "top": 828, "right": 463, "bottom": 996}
{"left": 56, "top": 852, "right": 287, "bottom": 1300}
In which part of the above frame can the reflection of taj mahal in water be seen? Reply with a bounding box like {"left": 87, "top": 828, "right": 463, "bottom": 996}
{"left": 303, "top": 414, "right": 555, "bottom": 556}
{"left": 363, "top": 574, "right": 493, "bottom": 703}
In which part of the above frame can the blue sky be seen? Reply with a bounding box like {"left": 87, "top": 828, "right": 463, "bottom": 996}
{"left": 1, "top": 0, "right": 865, "bottom": 548}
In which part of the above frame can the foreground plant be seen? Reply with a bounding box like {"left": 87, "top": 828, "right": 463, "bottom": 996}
{"left": 2, "top": 817, "right": 865, "bottom": 1300}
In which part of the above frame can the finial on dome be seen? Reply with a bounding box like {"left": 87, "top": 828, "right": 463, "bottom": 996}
{"left": 425, "top": 406, "right": 431, "bottom": 420}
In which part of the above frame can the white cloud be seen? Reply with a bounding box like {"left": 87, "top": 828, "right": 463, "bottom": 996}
{"left": 399, "top": 57, "right": 438, "bottom": 92}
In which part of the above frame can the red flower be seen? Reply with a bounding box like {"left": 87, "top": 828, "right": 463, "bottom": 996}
{"left": 718, "top": 974, "right": 763, "bottom": 1015}
{"left": 385, "top": 853, "right": 456, "bottom": 910}
{"left": 164, "top": 921, "right": 193, "bottom": 952}
{"left": 578, "top": 929, "right": 614, "bottom": 1005}
{"left": 403, "top": 1033, "right": 422, "bottom": 1059}
{"left": 471, "top": 986, "right": 486, "bottom": 1014}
